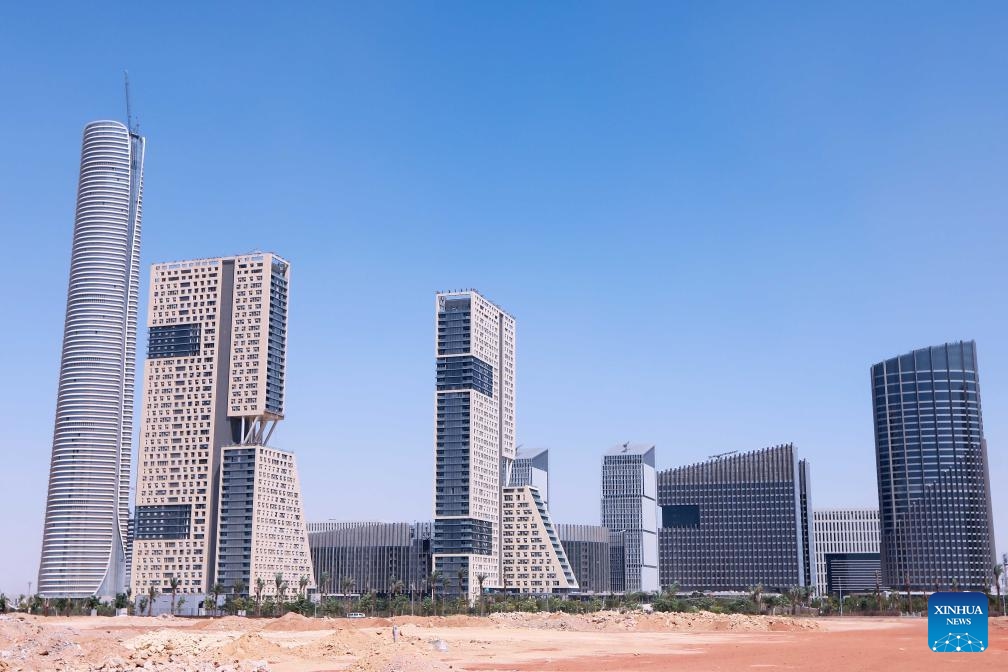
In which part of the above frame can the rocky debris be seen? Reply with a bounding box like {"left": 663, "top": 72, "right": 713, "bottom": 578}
{"left": 125, "top": 630, "right": 219, "bottom": 658}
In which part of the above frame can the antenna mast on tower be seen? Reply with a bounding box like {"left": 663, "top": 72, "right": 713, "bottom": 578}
{"left": 123, "top": 71, "right": 139, "bottom": 135}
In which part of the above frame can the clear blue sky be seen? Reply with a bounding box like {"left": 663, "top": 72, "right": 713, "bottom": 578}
{"left": 1, "top": 2, "right": 1006, "bottom": 595}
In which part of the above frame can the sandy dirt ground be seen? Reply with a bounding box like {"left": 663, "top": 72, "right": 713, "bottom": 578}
{"left": 1, "top": 610, "right": 1005, "bottom": 672}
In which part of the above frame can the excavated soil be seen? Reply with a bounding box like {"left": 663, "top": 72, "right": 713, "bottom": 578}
{"left": 0, "top": 611, "right": 1005, "bottom": 672}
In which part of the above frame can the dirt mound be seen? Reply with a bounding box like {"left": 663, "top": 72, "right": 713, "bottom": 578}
{"left": 211, "top": 632, "right": 286, "bottom": 661}
{"left": 261, "top": 612, "right": 329, "bottom": 632}
{"left": 195, "top": 615, "right": 262, "bottom": 632}
{"left": 295, "top": 628, "right": 382, "bottom": 658}
{"left": 347, "top": 650, "right": 454, "bottom": 672}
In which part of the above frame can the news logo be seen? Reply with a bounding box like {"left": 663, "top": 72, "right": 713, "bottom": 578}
{"left": 928, "top": 592, "right": 988, "bottom": 652}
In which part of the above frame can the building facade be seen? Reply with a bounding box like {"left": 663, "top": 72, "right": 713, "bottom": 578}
{"left": 308, "top": 521, "right": 384, "bottom": 534}
{"left": 872, "top": 341, "right": 996, "bottom": 591}
{"left": 509, "top": 447, "right": 549, "bottom": 508}
{"left": 657, "top": 444, "right": 815, "bottom": 592}
{"left": 501, "top": 486, "right": 578, "bottom": 594}
{"left": 131, "top": 253, "right": 306, "bottom": 598}
{"left": 38, "top": 120, "right": 145, "bottom": 598}
{"left": 309, "top": 522, "right": 433, "bottom": 597}
{"left": 556, "top": 524, "right": 611, "bottom": 594}
{"left": 433, "top": 290, "right": 516, "bottom": 601}
{"left": 813, "top": 508, "right": 880, "bottom": 595}
{"left": 601, "top": 443, "right": 659, "bottom": 593}
{"left": 217, "top": 445, "right": 314, "bottom": 597}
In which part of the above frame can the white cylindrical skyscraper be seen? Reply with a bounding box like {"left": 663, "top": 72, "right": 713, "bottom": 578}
{"left": 38, "top": 120, "right": 145, "bottom": 598}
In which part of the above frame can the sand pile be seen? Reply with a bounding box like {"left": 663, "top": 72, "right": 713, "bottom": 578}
{"left": 209, "top": 632, "right": 286, "bottom": 666}
{"left": 196, "top": 615, "right": 262, "bottom": 632}
{"left": 261, "top": 612, "right": 329, "bottom": 632}
{"left": 294, "top": 627, "right": 381, "bottom": 658}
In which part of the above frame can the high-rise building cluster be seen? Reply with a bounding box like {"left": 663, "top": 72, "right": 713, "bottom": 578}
{"left": 38, "top": 116, "right": 312, "bottom": 610}
{"left": 37, "top": 108, "right": 1000, "bottom": 605}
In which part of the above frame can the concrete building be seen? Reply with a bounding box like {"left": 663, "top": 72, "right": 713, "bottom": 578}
{"left": 556, "top": 524, "right": 611, "bottom": 594}
{"left": 813, "top": 508, "right": 881, "bottom": 595}
{"left": 872, "top": 341, "right": 996, "bottom": 591}
{"left": 217, "top": 445, "right": 314, "bottom": 597}
{"left": 309, "top": 522, "right": 433, "bottom": 597}
{"left": 433, "top": 290, "right": 516, "bottom": 601}
{"left": 657, "top": 444, "right": 815, "bottom": 592}
{"left": 131, "top": 253, "right": 311, "bottom": 599}
{"left": 601, "top": 443, "right": 659, "bottom": 593}
{"left": 509, "top": 447, "right": 549, "bottom": 508}
{"left": 38, "top": 120, "right": 145, "bottom": 599}
{"left": 501, "top": 486, "right": 578, "bottom": 594}
{"left": 307, "top": 521, "right": 383, "bottom": 534}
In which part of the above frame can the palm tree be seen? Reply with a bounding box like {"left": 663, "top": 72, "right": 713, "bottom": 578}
{"left": 341, "top": 576, "right": 356, "bottom": 616}
{"left": 234, "top": 578, "right": 247, "bottom": 600}
{"left": 951, "top": 577, "right": 960, "bottom": 593}
{"left": 211, "top": 582, "right": 225, "bottom": 617}
{"left": 905, "top": 574, "right": 912, "bottom": 614}
{"left": 299, "top": 575, "right": 309, "bottom": 601}
{"left": 786, "top": 586, "right": 801, "bottom": 616}
{"left": 475, "top": 573, "right": 490, "bottom": 616}
{"left": 993, "top": 564, "right": 1004, "bottom": 616}
{"left": 389, "top": 578, "right": 405, "bottom": 615}
{"left": 873, "top": 572, "right": 882, "bottom": 613}
{"left": 254, "top": 577, "right": 265, "bottom": 616}
{"left": 319, "top": 571, "right": 331, "bottom": 599}
{"left": 273, "top": 573, "right": 285, "bottom": 615}
{"left": 279, "top": 581, "right": 289, "bottom": 614}
{"left": 749, "top": 584, "right": 764, "bottom": 614}
{"left": 169, "top": 576, "right": 180, "bottom": 615}
{"left": 456, "top": 568, "right": 466, "bottom": 611}
{"left": 147, "top": 585, "right": 158, "bottom": 616}
{"left": 428, "top": 571, "right": 441, "bottom": 602}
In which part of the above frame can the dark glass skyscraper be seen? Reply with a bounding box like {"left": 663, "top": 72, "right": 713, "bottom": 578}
{"left": 872, "top": 341, "right": 996, "bottom": 590}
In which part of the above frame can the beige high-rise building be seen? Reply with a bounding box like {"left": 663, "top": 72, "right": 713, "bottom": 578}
{"left": 433, "top": 290, "right": 516, "bottom": 602}
{"left": 131, "top": 252, "right": 311, "bottom": 600}
{"left": 501, "top": 486, "right": 578, "bottom": 594}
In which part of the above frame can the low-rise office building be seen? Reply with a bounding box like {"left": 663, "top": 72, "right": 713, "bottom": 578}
{"left": 309, "top": 521, "right": 433, "bottom": 597}
{"left": 556, "top": 524, "right": 611, "bottom": 594}
{"left": 813, "top": 508, "right": 881, "bottom": 595}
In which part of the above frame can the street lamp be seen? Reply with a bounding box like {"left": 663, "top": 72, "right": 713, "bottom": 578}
{"left": 1002, "top": 553, "right": 1007, "bottom": 618}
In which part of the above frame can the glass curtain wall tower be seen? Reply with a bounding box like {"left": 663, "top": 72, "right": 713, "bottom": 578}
{"left": 38, "top": 120, "right": 145, "bottom": 598}
{"left": 872, "top": 341, "right": 996, "bottom": 590}
{"left": 433, "top": 290, "right": 516, "bottom": 601}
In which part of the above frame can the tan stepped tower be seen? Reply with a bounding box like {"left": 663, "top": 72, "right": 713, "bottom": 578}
{"left": 131, "top": 253, "right": 313, "bottom": 607}
{"left": 501, "top": 486, "right": 578, "bottom": 594}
